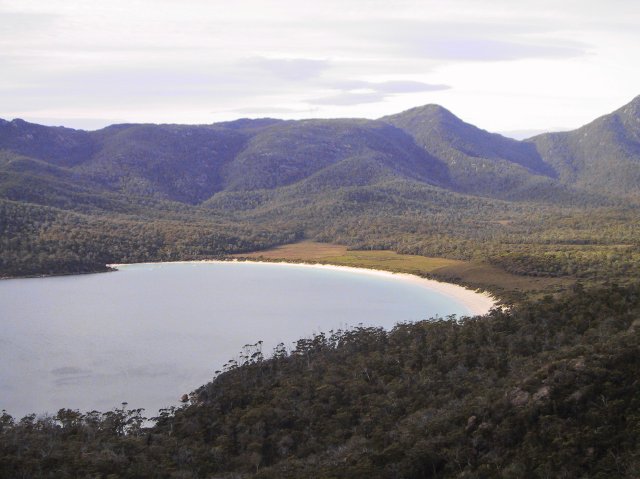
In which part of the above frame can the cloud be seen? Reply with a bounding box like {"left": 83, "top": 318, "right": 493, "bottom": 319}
{"left": 366, "top": 81, "right": 450, "bottom": 94}
{"left": 240, "top": 57, "right": 330, "bottom": 81}
{"left": 310, "top": 92, "right": 385, "bottom": 106}
{"left": 410, "top": 37, "right": 587, "bottom": 61}
{"left": 0, "top": 0, "right": 633, "bottom": 130}
{"left": 309, "top": 80, "right": 450, "bottom": 106}
{"left": 0, "top": 11, "right": 59, "bottom": 34}
{"left": 231, "top": 106, "right": 317, "bottom": 114}
{"left": 0, "top": 65, "right": 301, "bottom": 107}
{"left": 334, "top": 19, "right": 591, "bottom": 62}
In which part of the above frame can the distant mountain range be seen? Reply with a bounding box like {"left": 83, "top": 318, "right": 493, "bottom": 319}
{"left": 2, "top": 96, "right": 639, "bottom": 212}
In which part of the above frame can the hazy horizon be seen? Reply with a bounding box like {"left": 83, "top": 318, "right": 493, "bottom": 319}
{"left": 1, "top": 105, "right": 578, "bottom": 140}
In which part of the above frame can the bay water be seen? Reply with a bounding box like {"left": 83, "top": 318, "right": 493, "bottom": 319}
{"left": 0, "top": 262, "right": 473, "bottom": 418}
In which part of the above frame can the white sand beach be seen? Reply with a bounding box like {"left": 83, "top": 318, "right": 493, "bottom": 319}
{"left": 109, "top": 259, "right": 497, "bottom": 316}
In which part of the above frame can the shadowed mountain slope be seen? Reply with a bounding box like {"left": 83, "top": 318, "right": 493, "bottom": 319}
{"left": 381, "top": 104, "right": 573, "bottom": 201}
{"left": 1, "top": 96, "right": 639, "bottom": 215}
{"left": 221, "top": 119, "right": 450, "bottom": 192}
{"left": 530, "top": 95, "right": 640, "bottom": 196}
{"left": 0, "top": 117, "right": 451, "bottom": 206}
{"left": 0, "top": 118, "right": 95, "bottom": 167}
{"left": 81, "top": 124, "right": 250, "bottom": 203}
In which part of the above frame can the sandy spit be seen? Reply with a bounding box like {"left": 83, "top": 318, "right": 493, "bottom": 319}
{"left": 108, "top": 259, "right": 497, "bottom": 317}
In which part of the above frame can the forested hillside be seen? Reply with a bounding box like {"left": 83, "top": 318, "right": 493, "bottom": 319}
{"left": 382, "top": 104, "right": 565, "bottom": 201}
{"left": 5, "top": 98, "right": 639, "bottom": 207}
{"left": 531, "top": 95, "right": 640, "bottom": 196}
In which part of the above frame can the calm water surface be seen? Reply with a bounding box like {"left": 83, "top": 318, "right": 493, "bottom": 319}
{"left": 0, "top": 262, "right": 473, "bottom": 418}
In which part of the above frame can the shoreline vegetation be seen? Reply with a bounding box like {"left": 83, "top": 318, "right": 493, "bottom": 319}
{"left": 109, "top": 258, "right": 498, "bottom": 316}
{"left": 230, "top": 241, "right": 577, "bottom": 303}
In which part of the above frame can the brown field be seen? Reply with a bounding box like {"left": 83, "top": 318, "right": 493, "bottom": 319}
{"left": 234, "top": 241, "right": 574, "bottom": 303}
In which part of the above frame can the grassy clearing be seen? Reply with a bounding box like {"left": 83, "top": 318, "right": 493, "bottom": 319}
{"left": 234, "top": 241, "right": 574, "bottom": 303}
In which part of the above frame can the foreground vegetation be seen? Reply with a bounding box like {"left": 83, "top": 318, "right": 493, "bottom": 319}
{"left": 1, "top": 283, "right": 638, "bottom": 478}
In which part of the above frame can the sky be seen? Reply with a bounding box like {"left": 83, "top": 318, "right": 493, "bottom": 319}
{"left": 1, "top": 0, "right": 639, "bottom": 137}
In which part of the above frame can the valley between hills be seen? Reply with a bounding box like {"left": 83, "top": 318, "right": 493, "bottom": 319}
{"left": 1, "top": 98, "right": 640, "bottom": 477}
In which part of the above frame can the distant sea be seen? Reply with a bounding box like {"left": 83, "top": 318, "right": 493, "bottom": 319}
{"left": 0, "top": 262, "right": 473, "bottom": 418}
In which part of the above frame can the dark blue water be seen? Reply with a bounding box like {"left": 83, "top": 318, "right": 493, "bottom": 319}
{"left": 0, "top": 261, "right": 472, "bottom": 418}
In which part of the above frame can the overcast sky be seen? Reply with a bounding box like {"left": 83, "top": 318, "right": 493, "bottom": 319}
{"left": 1, "top": 0, "right": 639, "bottom": 136}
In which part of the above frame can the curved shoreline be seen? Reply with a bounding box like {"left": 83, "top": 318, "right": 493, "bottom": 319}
{"left": 108, "top": 259, "right": 497, "bottom": 316}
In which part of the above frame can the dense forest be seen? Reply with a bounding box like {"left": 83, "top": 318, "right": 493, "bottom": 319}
{"left": 1, "top": 283, "right": 638, "bottom": 477}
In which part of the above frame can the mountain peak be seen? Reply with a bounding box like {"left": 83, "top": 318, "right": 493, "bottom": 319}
{"left": 380, "top": 104, "right": 465, "bottom": 131}
{"left": 410, "top": 103, "right": 452, "bottom": 113}
{"left": 390, "top": 103, "right": 458, "bottom": 121}
{"left": 8, "top": 118, "right": 27, "bottom": 126}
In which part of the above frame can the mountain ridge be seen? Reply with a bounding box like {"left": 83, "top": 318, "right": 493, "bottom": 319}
{"left": 529, "top": 96, "right": 640, "bottom": 195}
{"left": 3, "top": 95, "right": 639, "bottom": 208}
